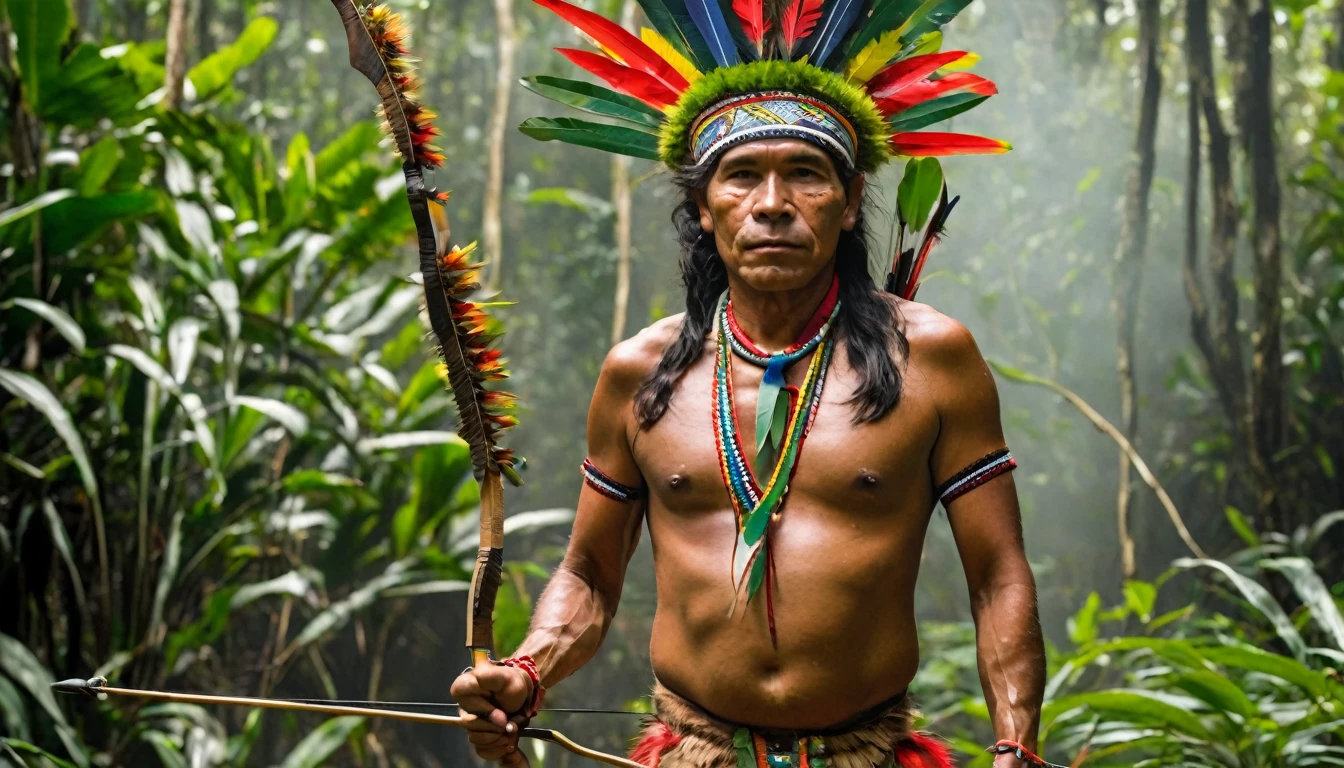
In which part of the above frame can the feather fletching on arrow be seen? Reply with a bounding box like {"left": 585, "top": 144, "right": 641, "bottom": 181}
{"left": 556, "top": 48, "right": 682, "bottom": 108}
{"left": 330, "top": 0, "right": 518, "bottom": 482}
{"left": 686, "top": 0, "right": 742, "bottom": 66}
{"left": 535, "top": 0, "right": 691, "bottom": 93}
{"left": 330, "top": 1, "right": 443, "bottom": 167}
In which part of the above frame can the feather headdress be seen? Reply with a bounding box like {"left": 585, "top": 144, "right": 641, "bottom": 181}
{"left": 519, "top": 0, "right": 1008, "bottom": 172}
{"left": 519, "top": 0, "right": 1009, "bottom": 291}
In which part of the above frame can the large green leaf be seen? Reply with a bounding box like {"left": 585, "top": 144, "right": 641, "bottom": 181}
{"left": 0, "top": 633, "right": 88, "bottom": 767}
{"left": 77, "top": 135, "right": 123, "bottom": 196}
{"left": 8, "top": 0, "right": 69, "bottom": 114}
{"left": 518, "top": 117, "right": 661, "bottom": 161}
{"left": 233, "top": 396, "right": 309, "bottom": 437}
{"left": 1043, "top": 690, "right": 1212, "bottom": 741}
{"left": 0, "top": 190, "right": 161, "bottom": 257}
{"left": 186, "top": 17, "right": 279, "bottom": 99}
{"left": 4, "top": 298, "right": 85, "bottom": 353}
{"left": 897, "top": 157, "right": 943, "bottom": 231}
{"left": 41, "top": 499, "right": 87, "bottom": 620}
{"left": 0, "top": 370, "right": 97, "bottom": 505}
{"left": 1260, "top": 557, "right": 1344, "bottom": 651}
{"left": 1174, "top": 558, "right": 1307, "bottom": 660}
{"left": 1199, "top": 645, "right": 1331, "bottom": 699}
{"left": 1168, "top": 670, "right": 1259, "bottom": 720}
{"left": 40, "top": 44, "right": 143, "bottom": 126}
{"left": 0, "top": 189, "right": 76, "bottom": 229}
{"left": 276, "top": 716, "right": 364, "bottom": 768}
{"left": 520, "top": 76, "right": 665, "bottom": 131}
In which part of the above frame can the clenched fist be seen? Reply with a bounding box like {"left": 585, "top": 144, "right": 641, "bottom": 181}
{"left": 451, "top": 660, "right": 536, "bottom": 766}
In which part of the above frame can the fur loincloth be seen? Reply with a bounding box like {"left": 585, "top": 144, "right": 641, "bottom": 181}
{"left": 630, "top": 682, "right": 954, "bottom": 768}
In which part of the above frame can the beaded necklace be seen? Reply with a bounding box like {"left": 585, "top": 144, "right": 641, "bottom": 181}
{"left": 712, "top": 279, "right": 839, "bottom": 637}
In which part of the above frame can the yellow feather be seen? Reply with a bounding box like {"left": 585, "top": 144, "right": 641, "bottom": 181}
{"left": 940, "top": 52, "right": 980, "bottom": 72}
{"left": 845, "top": 0, "right": 944, "bottom": 83}
{"left": 910, "top": 30, "right": 943, "bottom": 57}
{"left": 845, "top": 29, "right": 905, "bottom": 83}
{"left": 641, "top": 27, "right": 701, "bottom": 84}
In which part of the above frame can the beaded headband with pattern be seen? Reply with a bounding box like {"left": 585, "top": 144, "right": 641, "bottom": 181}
{"left": 517, "top": 0, "right": 1010, "bottom": 174}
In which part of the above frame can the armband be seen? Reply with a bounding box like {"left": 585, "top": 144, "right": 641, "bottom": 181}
{"left": 581, "top": 458, "right": 644, "bottom": 504}
{"left": 500, "top": 655, "right": 545, "bottom": 719}
{"left": 988, "top": 740, "right": 1051, "bottom": 766}
{"left": 936, "top": 448, "right": 1016, "bottom": 506}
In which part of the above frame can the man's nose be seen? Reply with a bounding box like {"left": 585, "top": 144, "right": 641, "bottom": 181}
{"left": 751, "top": 174, "right": 793, "bottom": 221}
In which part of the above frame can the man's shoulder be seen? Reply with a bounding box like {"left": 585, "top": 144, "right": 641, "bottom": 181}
{"left": 601, "top": 314, "right": 685, "bottom": 389}
{"left": 892, "top": 298, "right": 983, "bottom": 370}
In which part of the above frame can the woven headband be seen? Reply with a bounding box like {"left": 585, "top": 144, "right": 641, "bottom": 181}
{"left": 690, "top": 91, "right": 859, "bottom": 171}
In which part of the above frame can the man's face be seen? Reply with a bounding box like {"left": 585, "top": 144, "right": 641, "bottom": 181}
{"left": 695, "top": 138, "right": 865, "bottom": 292}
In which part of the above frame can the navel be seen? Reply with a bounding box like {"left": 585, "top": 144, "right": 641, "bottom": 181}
{"left": 667, "top": 473, "right": 690, "bottom": 491}
{"left": 856, "top": 471, "right": 881, "bottom": 489}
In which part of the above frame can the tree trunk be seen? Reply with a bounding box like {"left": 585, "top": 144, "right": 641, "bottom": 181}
{"left": 1110, "top": 0, "right": 1162, "bottom": 581}
{"left": 483, "top": 0, "right": 517, "bottom": 290}
{"left": 162, "top": 0, "right": 190, "bottom": 110}
{"left": 611, "top": 0, "right": 639, "bottom": 345}
{"left": 195, "top": 0, "right": 215, "bottom": 58}
{"left": 1243, "top": 1, "right": 1285, "bottom": 531}
{"left": 1184, "top": 0, "right": 1247, "bottom": 431}
{"left": 1330, "top": 1, "right": 1344, "bottom": 71}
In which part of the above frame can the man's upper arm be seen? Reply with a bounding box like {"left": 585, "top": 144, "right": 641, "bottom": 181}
{"left": 562, "top": 335, "right": 655, "bottom": 605}
{"left": 924, "top": 319, "right": 1026, "bottom": 592}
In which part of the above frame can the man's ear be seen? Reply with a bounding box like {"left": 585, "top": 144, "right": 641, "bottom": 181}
{"left": 842, "top": 173, "right": 866, "bottom": 231}
{"left": 692, "top": 187, "right": 714, "bottom": 233}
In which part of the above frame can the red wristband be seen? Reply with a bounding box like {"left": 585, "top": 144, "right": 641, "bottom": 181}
{"left": 500, "top": 656, "right": 545, "bottom": 719}
{"left": 989, "top": 740, "right": 1046, "bottom": 766}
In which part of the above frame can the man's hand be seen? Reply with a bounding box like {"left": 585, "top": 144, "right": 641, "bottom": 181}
{"left": 451, "top": 661, "right": 534, "bottom": 766}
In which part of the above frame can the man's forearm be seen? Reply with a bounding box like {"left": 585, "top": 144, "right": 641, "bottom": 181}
{"left": 511, "top": 562, "right": 615, "bottom": 689}
{"left": 972, "top": 579, "right": 1046, "bottom": 750}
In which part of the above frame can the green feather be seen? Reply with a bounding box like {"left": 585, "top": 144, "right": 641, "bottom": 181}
{"left": 520, "top": 76, "right": 666, "bottom": 131}
{"left": 519, "top": 117, "right": 661, "bottom": 160}
{"left": 887, "top": 92, "right": 989, "bottom": 132}
{"left": 745, "top": 545, "right": 768, "bottom": 602}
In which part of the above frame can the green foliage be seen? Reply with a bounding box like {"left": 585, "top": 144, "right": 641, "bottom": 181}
{"left": 0, "top": 7, "right": 575, "bottom": 766}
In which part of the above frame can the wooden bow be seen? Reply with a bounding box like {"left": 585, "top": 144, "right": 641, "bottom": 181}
{"left": 52, "top": 677, "right": 644, "bottom": 768}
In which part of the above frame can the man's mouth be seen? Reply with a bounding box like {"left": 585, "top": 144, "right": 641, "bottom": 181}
{"left": 744, "top": 240, "right": 804, "bottom": 251}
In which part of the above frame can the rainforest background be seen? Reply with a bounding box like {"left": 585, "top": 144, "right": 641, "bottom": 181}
{"left": 1, "top": 0, "right": 1343, "bottom": 765}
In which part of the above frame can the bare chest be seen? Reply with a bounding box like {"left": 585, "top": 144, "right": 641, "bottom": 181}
{"left": 631, "top": 345, "right": 942, "bottom": 515}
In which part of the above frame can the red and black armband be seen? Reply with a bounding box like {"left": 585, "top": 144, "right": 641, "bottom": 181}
{"left": 988, "top": 740, "right": 1052, "bottom": 766}
{"left": 581, "top": 458, "right": 644, "bottom": 504}
{"left": 500, "top": 655, "right": 545, "bottom": 719}
{"left": 936, "top": 448, "right": 1017, "bottom": 507}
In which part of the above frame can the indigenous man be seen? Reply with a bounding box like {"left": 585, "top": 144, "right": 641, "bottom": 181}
{"left": 453, "top": 2, "right": 1046, "bottom": 766}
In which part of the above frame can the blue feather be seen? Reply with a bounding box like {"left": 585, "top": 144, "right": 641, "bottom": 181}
{"left": 804, "top": 0, "right": 866, "bottom": 69}
{"left": 685, "top": 0, "right": 741, "bottom": 68}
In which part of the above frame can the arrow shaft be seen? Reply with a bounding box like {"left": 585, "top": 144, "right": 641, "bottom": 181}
{"left": 87, "top": 683, "right": 648, "bottom": 768}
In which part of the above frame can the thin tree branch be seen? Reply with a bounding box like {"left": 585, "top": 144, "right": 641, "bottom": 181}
{"left": 989, "top": 361, "right": 1210, "bottom": 562}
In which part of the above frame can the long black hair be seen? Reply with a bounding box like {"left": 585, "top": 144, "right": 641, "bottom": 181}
{"left": 633, "top": 158, "right": 909, "bottom": 427}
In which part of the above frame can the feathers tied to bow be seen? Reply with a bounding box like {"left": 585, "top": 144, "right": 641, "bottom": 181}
{"left": 330, "top": 0, "right": 519, "bottom": 482}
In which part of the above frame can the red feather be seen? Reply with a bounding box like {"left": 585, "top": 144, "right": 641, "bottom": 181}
{"left": 890, "top": 131, "right": 1012, "bottom": 157}
{"left": 874, "top": 72, "right": 998, "bottom": 117}
{"left": 865, "top": 50, "right": 970, "bottom": 100}
{"left": 891, "top": 733, "right": 955, "bottom": 768}
{"left": 733, "top": 0, "right": 770, "bottom": 48}
{"left": 630, "top": 723, "right": 682, "bottom": 768}
{"left": 534, "top": 0, "right": 689, "bottom": 93}
{"left": 780, "top": 0, "right": 824, "bottom": 52}
{"left": 556, "top": 48, "right": 681, "bottom": 108}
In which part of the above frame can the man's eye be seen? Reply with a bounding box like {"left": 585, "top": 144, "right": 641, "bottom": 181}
{"left": 793, "top": 168, "right": 814, "bottom": 178}
{"left": 730, "top": 169, "right": 754, "bottom": 179}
